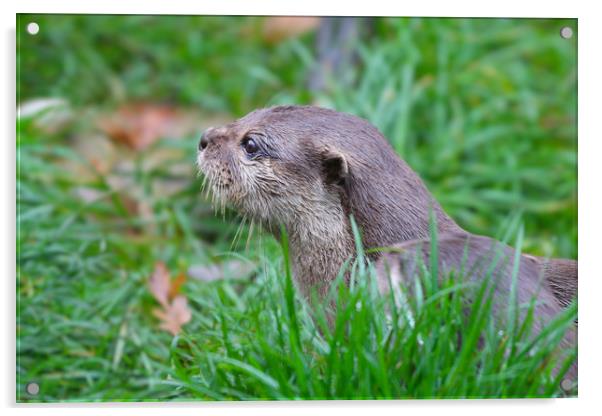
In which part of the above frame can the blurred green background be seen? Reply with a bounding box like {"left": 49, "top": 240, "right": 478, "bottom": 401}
{"left": 17, "top": 15, "right": 577, "bottom": 401}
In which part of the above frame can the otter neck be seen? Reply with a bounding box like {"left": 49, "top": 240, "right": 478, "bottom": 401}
{"left": 282, "top": 203, "right": 354, "bottom": 298}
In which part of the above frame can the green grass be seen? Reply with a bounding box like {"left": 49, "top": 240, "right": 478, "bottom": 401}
{"left": 16, "top": 142, "right": 576, "bottom": 400}
{"left": 17, "top": 15, "right": 308, "bottom": 114}
{"left": 167, "top": 220, "right": 576, "bottom": 400}
{"left": 17, "top": 16, "right": 577, "bottom": 401}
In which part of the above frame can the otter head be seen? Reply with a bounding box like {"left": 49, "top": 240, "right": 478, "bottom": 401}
{"left": 196, "top": 105, "right": 460, "bottom": 293}
{"left": 196, "top": 106, "right": 351, "bottom": 240}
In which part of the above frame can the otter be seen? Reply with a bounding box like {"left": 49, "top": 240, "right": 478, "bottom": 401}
{"left": 196, "top": 105, "right": 576, "bottom": 301}
{"left": 197, "top": 104, "right": 576, "bottom": 380}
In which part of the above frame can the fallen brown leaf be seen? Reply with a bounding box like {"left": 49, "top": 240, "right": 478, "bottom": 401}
{"left": 148, "top": 262, "right": 192, "bottom": 336}
{"left": 169, "top": 272, "right": 187, "bottom": 300}
{"left": 97, "top": 103, "right": 181, "bottom": 151}
{"left": 148, "top": 262, "right": 171, "bottom": 308}
{"left": 152, "top": 295, "right": 192, "bottom": 336}
{"left": 262, "top": 16, "right": 320, "bottom": 43}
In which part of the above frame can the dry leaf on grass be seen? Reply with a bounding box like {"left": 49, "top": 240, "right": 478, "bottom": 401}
{"left": 262, "top": 16, "right": 320, "bottom": 43}
{"left": 97, "top": 103, "right": 230, "bottom": 152}
{"left": 98, "top": 103, "right": 183, "bottom": 151}
{"left": 169, "top": 272, "right": 187, "bottom": 300}
{"left": 149, "top": 262, "right": 171, "bottom": 308}
{"left": 152, "top": 295, "right": 192, "bottom": 336}
{"left": 148, "top": 262, "right": 191, "bottom": 335}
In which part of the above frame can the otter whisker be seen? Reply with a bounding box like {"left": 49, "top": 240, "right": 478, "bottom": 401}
{"left": 205, "top": 186, "right": 212, "bottom": 201}
{"left": 230, "top": 214, "right": 247, "bottom": 251}
{"left": 245, "top": 219, "right": 255, "bottom": 253}
{"left": 199, "top": 176, "right": 208, "bottom": 196}
{"left": 220, "top": 190, "right": 226, "bottom": 220}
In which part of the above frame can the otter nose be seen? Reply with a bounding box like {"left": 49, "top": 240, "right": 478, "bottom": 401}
{"left": 198, "top": 127, "right": 215, "bottom": 151}
{"left": 199, "top": 135, "right": 209, "bottom": 151}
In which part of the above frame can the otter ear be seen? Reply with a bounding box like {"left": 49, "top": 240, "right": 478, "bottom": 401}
{"left": 320, "top": 147, "right": 349, "bottom": 185}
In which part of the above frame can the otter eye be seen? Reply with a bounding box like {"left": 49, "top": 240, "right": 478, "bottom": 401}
{"left": 242, "top": 137, "right": 259, "bottom": 155}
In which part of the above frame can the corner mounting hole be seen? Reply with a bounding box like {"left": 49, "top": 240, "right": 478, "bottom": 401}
{"left": 560, "top": 378, "right": 574, "bottom": 391}
{"left": 27, "top": 22, "right": 39, "bottom": 35}
{"left": 560, "top": 26, "right": 573, "bottom": 39}
{"left": 26, "top": 382, "right": 40, "bottom": 395}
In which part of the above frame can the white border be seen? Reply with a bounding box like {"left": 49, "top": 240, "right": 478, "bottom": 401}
{"left": 7, "top": 0, "right": 581, "bottom": 17}
{"left": 3, "top": 1, "right": 601, "bottom": 415}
